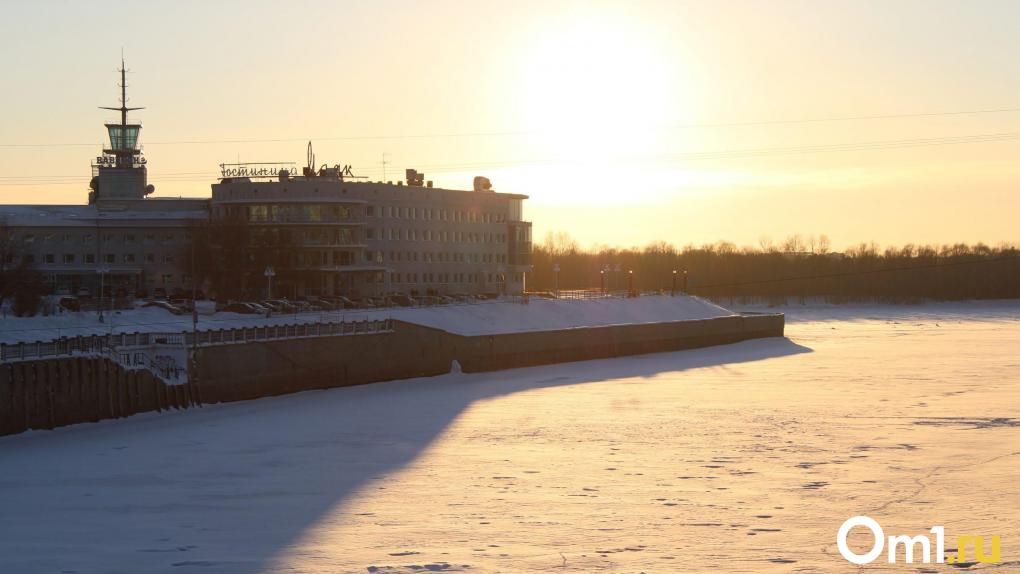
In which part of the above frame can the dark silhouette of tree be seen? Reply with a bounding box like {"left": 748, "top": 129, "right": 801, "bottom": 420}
{"left": 529, "top": 232, "right": 1020, "bottom": 303}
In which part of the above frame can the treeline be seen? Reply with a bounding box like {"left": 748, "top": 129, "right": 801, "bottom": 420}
{"left": 530, "top": 233, "right": 1020, "bottom": 303}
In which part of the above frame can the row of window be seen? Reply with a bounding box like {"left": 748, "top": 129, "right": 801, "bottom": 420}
{"left": 366, "top": 205, "right": 509, "bottom": 223}
{"left": 242, "top": 204, "right": 355, "bottom": 223}
{"left": 15, "top": 232, "right": 183, "bottom": 245}
{"left": 362, "top": 251, "right": 508, "bottom": 264}
{"left": 26, "top": 253, "right": 177, "bottom": 265}
{"left": 365, "top": 228, "right": 507, "bottom": 243}
{"left": 389, "top": 272, "right": 523, "bottom": 284}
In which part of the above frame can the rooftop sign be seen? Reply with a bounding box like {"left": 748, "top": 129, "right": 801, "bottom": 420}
{"left": 219, "top": 162, "right": 297, "bottom": 179}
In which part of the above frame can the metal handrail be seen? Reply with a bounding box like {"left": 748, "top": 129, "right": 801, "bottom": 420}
{"left": 0, "top": 318, "right": 394, "bottom": 363}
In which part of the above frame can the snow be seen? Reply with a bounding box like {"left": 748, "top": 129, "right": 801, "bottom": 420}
{"left": 0, "top": 295, "right": 735, "bottom": 344}
{"left": 1, "top": 303, "right": 1018, "bottom": 572}
{"left": 0, "top": 203, "right": 207, "bottom": 226}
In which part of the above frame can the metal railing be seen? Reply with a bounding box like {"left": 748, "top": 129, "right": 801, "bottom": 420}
{"left": 0, "top": 318, "right": 393, "bottom": 363}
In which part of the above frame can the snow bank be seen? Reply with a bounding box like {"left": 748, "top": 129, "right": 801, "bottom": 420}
{"left": 383, "top": 295, "right": 735, "bottom": 335}
{"left": 0, "top": 295, "right": 735, "bottom": 343}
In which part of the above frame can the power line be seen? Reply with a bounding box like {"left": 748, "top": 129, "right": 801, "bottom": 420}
{"left": 3, "top": 106, "right": 1020, "bottom": 148}
{"left": 2, "top": 128, "right": 1019, "bottom": 188}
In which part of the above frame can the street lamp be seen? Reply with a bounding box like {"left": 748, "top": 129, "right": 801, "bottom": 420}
{"left": 600, "top": 269, "right": 605, "bottom": 295}
{"left": 264, "top": 266, "right": 276, "bottom": 299}
{"left": 683, "top": 269, "right": 688, "bottom": 294}
{"left": 628, "top": 269, "right": 634, "bottom": 296}
{"left": 671, "top": 269, "right": 677, "bottom": 296}
{"left": 553, "top": 263, "right": 560, "bottom": 294}
{"left": 97, "top": 267, "right": 110, "bottom": 323}
{"left": 614, "top": 264, "right": 621, "bottom": 295}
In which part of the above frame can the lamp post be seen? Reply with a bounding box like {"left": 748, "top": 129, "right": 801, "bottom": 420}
{"left": 614, "top": 264, "right": 621, "bottom": 295}
{"left": 600, "top": 269, "right": 605, "bottom": 295}
{"left": 97, "top": 267, "right": 110, "bottom": 323}
{"left": 264, "top": 266, "right": 276, "bottom": 299}
{"left": 553, "top": 263, "right": 560, "bottom": 295}
{"left": 628, "top": 269, "right": 634, "bottom": 296}
{"left": 671, "top": 269, "right": 677, "bottom": 296}
{"left": 683, "top": 269, "right": 688, "bottom": 294}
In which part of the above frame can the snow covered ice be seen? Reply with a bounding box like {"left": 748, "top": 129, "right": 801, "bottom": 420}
{"left": 1, "top": 302, "right": 1018, "bottom": 573}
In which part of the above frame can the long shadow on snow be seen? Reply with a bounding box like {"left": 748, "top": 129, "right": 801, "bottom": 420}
{"left": 0, "top": 336, "right": 810, "bottom": 573}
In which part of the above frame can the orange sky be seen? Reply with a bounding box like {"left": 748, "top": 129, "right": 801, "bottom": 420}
{"left": 1, "top": 0, "right": 1018, "bottom": 250}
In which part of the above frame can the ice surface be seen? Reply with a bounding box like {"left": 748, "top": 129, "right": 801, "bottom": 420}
{"left": 1, "top": 303, "right": 1018, "bottom": 572}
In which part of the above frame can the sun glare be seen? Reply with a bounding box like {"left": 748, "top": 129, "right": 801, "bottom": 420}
{"left": 512, "top": 10, "right": 693, "bottom": 206}
{"left": 518, "top": 11, "right": 678, "bottom": 161}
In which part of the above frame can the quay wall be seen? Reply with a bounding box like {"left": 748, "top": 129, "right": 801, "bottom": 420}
{"left": 0, "top": 313, "right": 783, "bottom": 436}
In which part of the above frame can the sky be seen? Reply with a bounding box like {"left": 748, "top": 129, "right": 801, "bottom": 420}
{"left": 1, "top": 0, "right": 1018, "bottom": 251}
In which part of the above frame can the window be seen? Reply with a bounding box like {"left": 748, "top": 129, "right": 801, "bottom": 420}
{"left": 62, "top": 254, "right": 75, "bottom": 264}
{"left": 82, "top": 234, "right": 94, "bottom": 243}
{"left": 161, "top": 274, "right": 173, "bottom": 284}
{"left": 44, "top": 254, "right": 55, "bottom": 264}
{"left": 367, "top": 206, "right": 375, "bottom": 217}
{"left": 84, "top": 254, "right": 95, "bottom": 264}
{"left": 123, "top": 254, "right": 135, "bottom": 263}
{"left": 145, "top": 253, "right": 155, "bottom": 263}
{"left": 104, "top": 254, "right": 115, "bottom": 264}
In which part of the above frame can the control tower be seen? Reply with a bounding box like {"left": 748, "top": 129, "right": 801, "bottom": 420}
{"left": 89, "top": 59, "right": 153, "bottom": 203}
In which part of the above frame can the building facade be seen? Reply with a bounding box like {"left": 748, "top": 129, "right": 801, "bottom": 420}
{"left": 0, "top": 65, "right": 532, "bottom": 300}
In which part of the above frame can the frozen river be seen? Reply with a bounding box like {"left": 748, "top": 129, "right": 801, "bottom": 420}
{"left": 1, "top": 303, "right": 1018, "bottom": 573}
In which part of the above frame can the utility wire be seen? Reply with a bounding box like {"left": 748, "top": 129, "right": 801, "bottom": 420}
{"left": 3, "top": 106, "right": 1020, "bottom": 148}
{"left": 3, "top": 129, "right": 1020, "bottom": 187}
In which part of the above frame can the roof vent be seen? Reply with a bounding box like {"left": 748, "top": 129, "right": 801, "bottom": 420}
{"left": 405, "top": 169, "right": 425, "bottom": 187}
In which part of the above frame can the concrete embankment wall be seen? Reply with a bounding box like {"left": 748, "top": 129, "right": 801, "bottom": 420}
{"left": 0, "top": 314, "right": 782, "bottom": 436}
{"left": 0, "top": 357, "right": 199, "bottom": 436}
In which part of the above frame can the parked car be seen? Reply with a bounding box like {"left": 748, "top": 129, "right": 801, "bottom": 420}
{"left": 305, "top": 299, "right": 335, "bottom": 311}
{"left": 142, "top": 300, "right": 187, "bottom": 315}
{"left": 389, "top": 294, "right": 416, "bottom": 307}
{"left": 268, "top": 299, "right": 297, "bottom": 313}
{"left": 76, "top": 287, "right": 92, "bottom": 299}
{"left": 331, "top": 296, "right": 358, "bottom": 309}
{"left": 260, "top": 300, "right": 285, "bottom": 312}
{"left": 289, "top": 300, "right": 313, "bottom": 312}
{"left": 58, "top": 296, "right": 81, "bottom": 312}
{"left": 222, "top": 302, "right": 257, "bottom": 314}
{"left": 247, "top": 302, "right": 271, "bottom": 314}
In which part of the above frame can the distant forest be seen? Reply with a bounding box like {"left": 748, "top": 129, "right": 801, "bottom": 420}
{"left": 529, "top": 233, "right": 1020, "bottom": 303}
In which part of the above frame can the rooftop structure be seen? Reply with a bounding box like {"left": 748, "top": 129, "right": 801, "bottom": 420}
{"left": 0, "top": 63, "right": 532, "bottom": 301}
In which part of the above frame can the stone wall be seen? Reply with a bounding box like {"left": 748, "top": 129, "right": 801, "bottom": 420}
{"left": 0, "top": 313, "right": 783, "bottom": 436}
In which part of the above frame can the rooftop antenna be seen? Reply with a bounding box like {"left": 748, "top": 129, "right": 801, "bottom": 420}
{"left": 381, "top": 152, "right": 390, "bottom": 181}
{"left": 99, "top": 54, "right": 144, "bottom": 126}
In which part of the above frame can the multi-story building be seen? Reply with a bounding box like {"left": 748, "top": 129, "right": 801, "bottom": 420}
{"left": 0, "top": 64, "right": 532, "bottom": 300}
